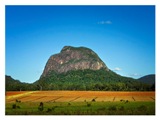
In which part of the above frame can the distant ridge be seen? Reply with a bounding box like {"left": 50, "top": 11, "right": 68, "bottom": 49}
{"left": 138, "top": 74, "right": 155, "bottom": 85}
{"left": 5, "top": 75, "right": 33, "bottom": 91}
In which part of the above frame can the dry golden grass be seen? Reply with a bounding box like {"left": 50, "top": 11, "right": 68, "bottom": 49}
{"left": 6, "top": 91, "right": 29, "bottom": 96}
{"left": 6, "top": 91, "right": 155, "bottom": 103}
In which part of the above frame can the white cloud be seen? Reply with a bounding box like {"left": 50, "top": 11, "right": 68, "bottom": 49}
{"left": 113, "top": 67, "right": 122, "bottom": 71}
{"left": 98, "top": 20, "right": 112, "bottom": 24}
{"left": 130, "top": 73, "right": 142, "bottom": 77}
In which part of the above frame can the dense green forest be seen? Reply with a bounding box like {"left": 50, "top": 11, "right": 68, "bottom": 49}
{"left": 138, "top": 74, "right": 155, "bottom": 84}
{"left": 35, "top": 69, "right": 154, "bottom": 91}
{"left": 5, "top": 69, "right": 154, "bottom": 91}
{"left": 5, "top": 75, "right": 36, "bottom": 91}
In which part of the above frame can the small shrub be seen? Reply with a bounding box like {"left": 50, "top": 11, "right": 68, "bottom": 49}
{"left": 108, "top": 106, "right": 117, "bottom": 111}
{"left": 125, "top": 100, "right": 129, "bottom": 103}
{"left": 40, "top": 102, "right": 43, "bottom": 106}
{"left": 38, "top": 102, "right": 44, "bottom": 111}
{"left": 16, "top": 99, "right": 21, "bottom": 103}
{"left": 92, "top": 99, "right": 96, "bottom": 102}
{"left": 12, "top": 104, "right": 17, "bottom": 109}
{"left": 38, "top": 106, "right": 43, "bottom": 111}
{"left": 12, "top": 104, "right": 20, "bottom": 109}
{"left": 68, "top": 103, "right": 71, "bottom": 106}
{"left": 86, "top": 102, "right": 91, "bottom": 107}
{"left": 119, "top": 106, "right": 124, "bottom": 111}
{"left": 120, "top": 99, "right": 124, "bottom": 102}
{"left": 46, "top": 108, "right": 52, "bottom": 112}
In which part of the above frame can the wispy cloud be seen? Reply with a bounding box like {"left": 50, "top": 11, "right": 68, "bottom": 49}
{"left": 98, "top": 20, "right": 112, "bottom": 24}
{"left": 113, "top": 67, "right": 122, "bottom": 71}
{"left": 129, "top": 73, "right": 142, "bottom": 77}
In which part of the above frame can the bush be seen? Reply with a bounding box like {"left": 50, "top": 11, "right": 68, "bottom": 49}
{"left": 16, "top": 99, "right": 21, "bottom": 103}
{"left": 38, "top": 102, "right": 44, "bottom": 111}
{"left": 92, "top": 99, "right": 96, "bottom": 102}
{"left": 119, "top": 106, "right": 124, "bottom": 111}
{"left": 125, "top": 100, "right": 129, "bottom": 103}
{"left": 12, "top": 104, "right": 17, "bottom": 109}
{"left": 46, "top": 108, "right": 52, "bottom": 112}
{"left": 120, "top": 99, "right": 124, "bottom": 102}
{"left": 12, "top": 104, "right": 20, "bottom": 109}
{"left": 108, "top": 106, "right": 117, "bottom": 111}
{"left": 86, "top": 102, "right": 91, "bottom": 107}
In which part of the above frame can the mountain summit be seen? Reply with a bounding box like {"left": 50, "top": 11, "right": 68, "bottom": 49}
{"left": 41, "top": 46, "right": 109, "bottom": 77}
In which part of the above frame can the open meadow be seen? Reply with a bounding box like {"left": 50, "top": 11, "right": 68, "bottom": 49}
{"left": 5, "top": 91, "right": 155, "bottom": 115}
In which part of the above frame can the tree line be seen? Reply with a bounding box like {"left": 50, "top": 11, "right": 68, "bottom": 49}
{"left": 6, "top": 69, "right": 155, "bottom": 91}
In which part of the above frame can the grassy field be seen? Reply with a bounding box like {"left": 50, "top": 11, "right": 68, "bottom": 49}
{"left": 5, "top": 91, "right": 155, "bottom": 115}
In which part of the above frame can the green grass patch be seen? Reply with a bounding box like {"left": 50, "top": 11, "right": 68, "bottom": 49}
{"left": 5, "top": 101, "right": 155, "bottom": 115}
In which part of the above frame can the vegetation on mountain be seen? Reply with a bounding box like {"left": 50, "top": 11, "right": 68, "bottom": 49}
{"left": 5, "top": 70, "right": 155, "bottom": 91}
{"left": 34, "top": 69, "right": 154, "bottom": 91}
{"left": 138, "top": 74, "right": 155, "bottom": 91}
{"left": 5, "top": 75, "right": 36, "bottom": 91}
{"left": 138, "top": 74, "right": 155, "bottom": 84}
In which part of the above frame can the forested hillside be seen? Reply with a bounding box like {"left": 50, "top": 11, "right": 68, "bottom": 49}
{"left": 5, "top": 75, "right": 36, "bottom": 91}
{"left": 34, "top": 69, "right": 154, "bottom": 91}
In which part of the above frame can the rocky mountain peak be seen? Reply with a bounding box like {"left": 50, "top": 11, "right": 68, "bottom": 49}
{"left": 41, "top": 46, "right": 109, "bottom": 78}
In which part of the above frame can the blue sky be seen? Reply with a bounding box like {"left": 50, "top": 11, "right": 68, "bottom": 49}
{"left": 5, "top": 5, "right": 155, "bottom": 83}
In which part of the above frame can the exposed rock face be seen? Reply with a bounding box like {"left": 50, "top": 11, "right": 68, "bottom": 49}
{"left": 41, "top": 46, "right": 109, "bottom": 77}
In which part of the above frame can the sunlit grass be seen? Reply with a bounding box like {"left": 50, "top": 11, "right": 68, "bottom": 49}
{"left": 6, "top": 101, "right": 155, "bottom": 115}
